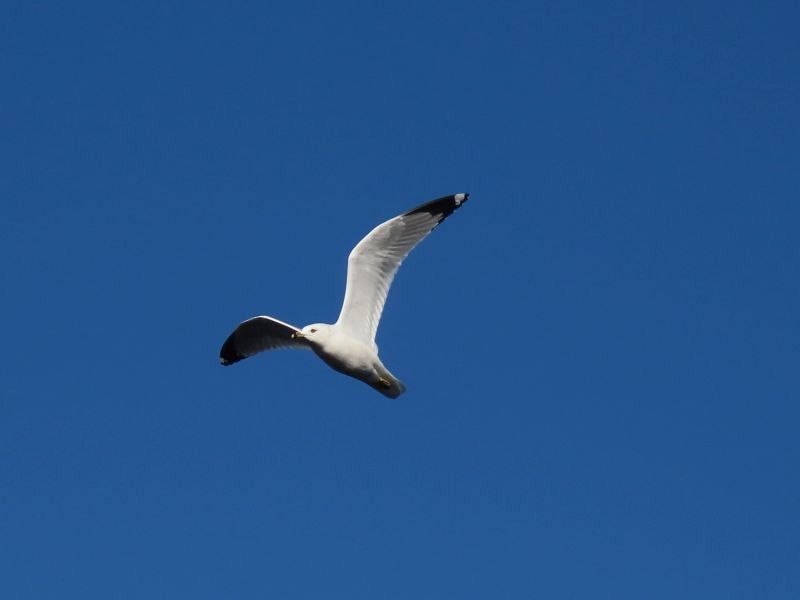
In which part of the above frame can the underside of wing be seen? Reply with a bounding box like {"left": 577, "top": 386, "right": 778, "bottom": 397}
{"left": 336, "top": 193, "right": 469, "bottom": 343}
{"left": 219, "top": 316, "right": 309, "bottom": 365}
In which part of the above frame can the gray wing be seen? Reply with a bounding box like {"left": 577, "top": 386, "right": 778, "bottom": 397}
{"left": 336, "top": 193, "right": 469, "bottom": 344}
{"left": 219, "top": 316, "right": 309, "bottom": 365}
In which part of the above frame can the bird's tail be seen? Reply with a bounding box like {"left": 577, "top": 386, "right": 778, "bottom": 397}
{"left": 371, "top": 365, "right": 406, "bottom": 399}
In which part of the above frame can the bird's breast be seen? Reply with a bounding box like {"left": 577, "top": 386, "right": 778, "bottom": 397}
{"left": 312, "top": 335, "right": 377, "bottom": 377}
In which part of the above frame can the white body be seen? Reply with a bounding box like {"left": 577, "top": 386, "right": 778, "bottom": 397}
{"left": 298, "top": 323, "right": 405, "bottom": 398}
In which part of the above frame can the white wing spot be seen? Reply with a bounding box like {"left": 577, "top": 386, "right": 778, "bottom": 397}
{"left": 454, "top": 193, "right": 466, "bottom": 205}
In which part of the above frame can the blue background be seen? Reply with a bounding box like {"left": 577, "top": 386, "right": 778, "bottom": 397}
{"left": 2, "top": 1, "right": 799, "bottom": 598}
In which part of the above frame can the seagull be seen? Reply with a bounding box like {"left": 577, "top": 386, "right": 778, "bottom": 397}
{"left": 219, "top": 193, "right": 470, "bottom": 398}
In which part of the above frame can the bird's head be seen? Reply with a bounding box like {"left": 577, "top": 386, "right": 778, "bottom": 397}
{"left": 292, "top": 323, "right": 331, "bottom": 343}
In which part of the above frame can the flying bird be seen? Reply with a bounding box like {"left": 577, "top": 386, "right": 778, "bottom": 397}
{"left": 219, "top": 193, "right": 470, "bottom": 398}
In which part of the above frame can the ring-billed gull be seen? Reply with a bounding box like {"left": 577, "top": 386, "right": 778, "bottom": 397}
{"left": 219, "top": 192, "right": 470, "bottom": 398}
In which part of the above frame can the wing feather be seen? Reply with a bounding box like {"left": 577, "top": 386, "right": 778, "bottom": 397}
{"left": 336, "top": 193, "right": 469, "bottom": 343}
{"left": 219, "top": 316, "right": 309, "bottom": 365}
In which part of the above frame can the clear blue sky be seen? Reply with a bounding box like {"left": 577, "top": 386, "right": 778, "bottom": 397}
{"left": 2, "top": 1, "right": 799, "bottom": 598}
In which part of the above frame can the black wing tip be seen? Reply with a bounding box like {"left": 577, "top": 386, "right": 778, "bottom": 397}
{"left": 405, "top": 192, "right": 469, "bottom": 221}
{"left": 220, "top": 352, "right": 245, "bottom": 366}
{"left": 219, "top": 336, "right": 245, "bottom": 366}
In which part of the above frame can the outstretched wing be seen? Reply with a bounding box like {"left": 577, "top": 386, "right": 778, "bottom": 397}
{"left": 336, "top": 193, "right": 469, "bottom": 344}
{"left": 219, "top": 316, "right": 309, "bottom": 365}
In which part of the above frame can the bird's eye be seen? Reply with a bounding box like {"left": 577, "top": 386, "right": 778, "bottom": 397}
{"left": 310, "top": 328, "right": 317, "bottom": 333}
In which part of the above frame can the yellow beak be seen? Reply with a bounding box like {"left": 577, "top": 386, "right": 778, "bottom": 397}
{"left": 291, "top": 331, "right": 304, "bottom": 339}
